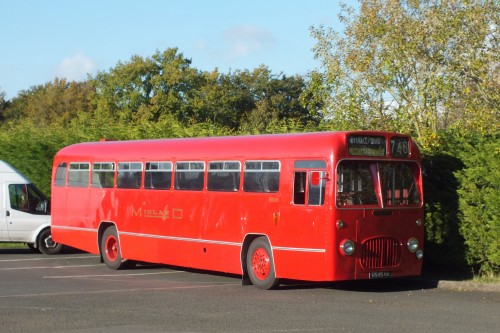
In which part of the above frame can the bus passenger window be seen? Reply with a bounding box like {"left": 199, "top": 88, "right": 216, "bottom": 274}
{"left": 92, "top": 162, "right": 115, "bottom": 188}
{"left": 293, "top": 172, "right": 306, "bottom": 204}
{"left": 68, "top": 163, "right": 90, "bottom": 188}
{"left": 175, "top": 161, "right": 205, "bottom": 191}
{"left": 117, "top": 162, "right": 142, "bottom": 189}
{"left": 145, "top": 162, "right": 172, "bottom": 190}
{"left": 243, "top": 160, "right": 280, "bottom": 193}
{"left": 54, "top": 163, "right": 67, "bottom": 187}
{"left": 208, "top": 161, "right": 240, "bottom": 192}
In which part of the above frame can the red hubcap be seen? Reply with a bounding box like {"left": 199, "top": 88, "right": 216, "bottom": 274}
{"left": 105, "top": 235, "right": 119, "bottom": 261}
{"left": 252, "top": 248, "right": 270, "bottom": 280}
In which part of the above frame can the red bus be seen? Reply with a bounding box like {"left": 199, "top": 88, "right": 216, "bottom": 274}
{"left": 51, "top": 131, "right": 424, "bottom": 289}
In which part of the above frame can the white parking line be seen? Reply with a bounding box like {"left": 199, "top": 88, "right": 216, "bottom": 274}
{"left": 44, "top": 271, "right": 184, "bottom": 278}
{"left": 0, "top": 255, "right": 98, "bottom": 262}
{"left": 0, "top": 283, "right": 241, "bottom": 298}
{"left": 0, "top": 264, "right": 101, "bottom": 271}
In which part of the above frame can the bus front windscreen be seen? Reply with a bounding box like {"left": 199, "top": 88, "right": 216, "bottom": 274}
{"left": 336, "top": 161, "right": 420, "bottom": 207}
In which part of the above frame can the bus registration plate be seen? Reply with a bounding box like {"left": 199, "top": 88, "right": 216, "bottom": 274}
{"left": 369, "top": 271, "right": 392, "bottom": 279}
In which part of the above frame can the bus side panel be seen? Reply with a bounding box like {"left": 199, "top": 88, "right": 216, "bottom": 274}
{"left": 272, "top": 249, "right": 330, "bottom": 282}
{"left": 55, "top": 227, "right": 99, "bottom": 255}
{"left": 52, "top": 182, "right": 99, "bottom": 254}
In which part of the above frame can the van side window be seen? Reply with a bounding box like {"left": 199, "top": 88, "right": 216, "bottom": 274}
{"left": 55, "top": 163, "right": 67, "bottom": 187}
{"left": 68, "top": 163, "right": 90, "bottom": 188}
{"left": 243, "top": 160, "right": 280, "bottom": 193}
{"left": 9, "top": 184, "right": 48, "bottom": 214}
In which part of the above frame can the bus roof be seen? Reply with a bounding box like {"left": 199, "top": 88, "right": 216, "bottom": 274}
{"left": 54, "top": 131, "right": 418, "bottom": 162}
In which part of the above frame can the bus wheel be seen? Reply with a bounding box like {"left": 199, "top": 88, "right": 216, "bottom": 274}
{"left": 101, "top": 227, "right": 127, "bottom": 270}
{"left": 38, "top": 228, "right": 63, "bottom": 255}
{"left": 246, "top": 237, "right": 280, "bottom": 290}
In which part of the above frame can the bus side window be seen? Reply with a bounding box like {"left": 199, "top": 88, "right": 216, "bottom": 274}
{"left": 68, "top": 162, "right": 90, "bottom": 188}
{"left": 117, "top": 162, "right": 143, "bottom": 189}
{"left": 145, "top": 162, "right": 172, "bottom": 190}
{"left": 92, "top": 162, "right": 115, "bottom": 188}
{"left": 208, "top": 161, "right": 241, "bottom": 192}
{"left": 308, "top": 171, "right": 326, "bottom": 206}
{"left": 55, "top": 163, "right": 67, "bottom": 187}
{"left": 175, "top": 162, "right": 205, "bottom": 191}
{"left": 243, "top": 160, "right": 280, "bottom": 193}
{"left": 293, "top": 172, "right": 306, "bottom": 204}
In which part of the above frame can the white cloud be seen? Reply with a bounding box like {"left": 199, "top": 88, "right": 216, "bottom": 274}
{"left": 223, "top": 25, "right": 275, "bottom": 61}
{"left": 55, "top": 52, "right": 96, "bottom": 81}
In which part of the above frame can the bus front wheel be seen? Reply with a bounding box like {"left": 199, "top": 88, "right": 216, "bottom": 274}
{"left": 246, "top": 237, "right": 280, "bottom": 290}
{"left": 101, "top": 227, "right": 127, "bottom": 270}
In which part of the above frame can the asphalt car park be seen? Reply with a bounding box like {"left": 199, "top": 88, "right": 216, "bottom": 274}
{"left": 0, "top": 248, "right": 499, "bottom": 332}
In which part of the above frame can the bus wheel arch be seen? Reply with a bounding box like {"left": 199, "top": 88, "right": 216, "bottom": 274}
{"left": 98, "top": 222, "right": 133, "bottom": 270}
{"left": 242, "top": 235, "right": 280, "bottom": 290}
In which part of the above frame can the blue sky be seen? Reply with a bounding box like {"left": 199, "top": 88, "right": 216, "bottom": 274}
{"left": 0, "top": 0, "right": 352, "bottom": 99}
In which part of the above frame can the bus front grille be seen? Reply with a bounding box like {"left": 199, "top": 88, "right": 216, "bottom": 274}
{"left": 361, "top": 237, "right": 401, "bottom": 269}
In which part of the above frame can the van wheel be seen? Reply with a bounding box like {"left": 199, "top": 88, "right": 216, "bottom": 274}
{"left": 101, "top": 226, "right": 129, "bottom": 270}
{"left": 38, "top": 228, "right": 62, "bottom": 255}
{"left": 246, "top": 237, "right": 280, "bottom": 290}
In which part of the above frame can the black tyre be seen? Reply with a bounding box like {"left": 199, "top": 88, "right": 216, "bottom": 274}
{"left": 38, "top": 228, "right": 63, "bottom": 255}
{"left": 100, "top": 226, "right": 128, "bottom": 270}
{"left": 246, "top": 237, "right": 280, "bottom": 290}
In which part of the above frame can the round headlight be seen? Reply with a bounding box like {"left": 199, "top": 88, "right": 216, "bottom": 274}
{"left": 416, "top": 249, "right": 424, "bottom": 260}
{"left": 340, "top": 239, "right": 355, "bottom": 256}
{"left": 336, "top": 220, "right": 345, "bottom": 229}
{"left": 407, "top": 238, "right": 419, "bottom": 252}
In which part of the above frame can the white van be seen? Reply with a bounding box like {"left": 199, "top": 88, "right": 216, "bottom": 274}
{"left": 0, "top": 160, "right": 61, "bottom": 254}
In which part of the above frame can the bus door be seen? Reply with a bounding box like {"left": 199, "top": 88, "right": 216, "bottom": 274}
{"left": 336, "top": 160, "right": 423, "bottom": 279}
{"left": 276, "top": 160, "right": 328, "bottom": 280}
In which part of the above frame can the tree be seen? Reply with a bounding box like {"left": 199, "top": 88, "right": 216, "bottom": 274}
{"left": 3, "top": 79, "right": 93, "bottom": 126}
{"left": 0, "top": 89, "right": 8, "bottom": 121}
{"left": 456, "top": 134, "right": 500, "bottom": 275}
{"left": 92, "top": 48, "right": 203, "bottom": 126}
{"left": 310, "top": 0, "right": 499, "bottom": 148}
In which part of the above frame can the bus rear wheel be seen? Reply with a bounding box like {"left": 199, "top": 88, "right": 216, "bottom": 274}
{"left": 246, "top": 237, "right": 280, "bottom": 290}
{"left": 101, "top": 226, "right": 128, "bottom": 270}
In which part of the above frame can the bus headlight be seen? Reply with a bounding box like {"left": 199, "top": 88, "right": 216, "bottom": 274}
{"left": 340, "top": 239, "right": 355, "bottom": 256}
{"left": 416, "top": 249, "right": 424, "bottom": 260}
{"left": 407, "top": 238, "right": 419, "bottom": 253}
